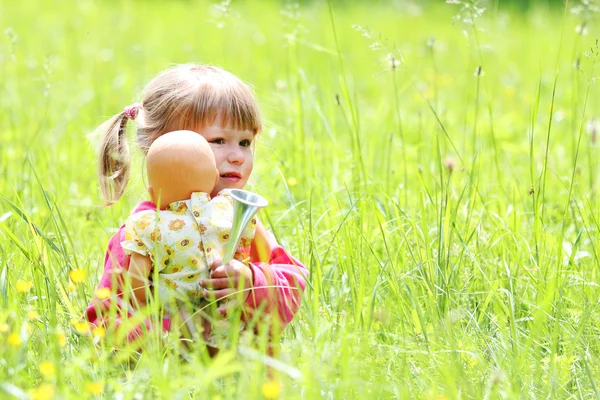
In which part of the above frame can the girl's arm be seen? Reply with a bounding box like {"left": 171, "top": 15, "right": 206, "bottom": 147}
{"left": 244, "top": 219, "right": 308, "bottom": 327}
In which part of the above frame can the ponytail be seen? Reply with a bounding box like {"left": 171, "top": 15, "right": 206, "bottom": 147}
{"left": 95, "top": 112, "right": 131, "bottom": 205}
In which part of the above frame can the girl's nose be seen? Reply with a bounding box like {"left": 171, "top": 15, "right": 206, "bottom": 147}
{"left": 226, "top": 145, "right": 245, "bottom": 164}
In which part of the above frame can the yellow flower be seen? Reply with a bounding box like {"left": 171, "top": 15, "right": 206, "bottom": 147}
{"left": 8, "top": 332, "right": 22, "bottom": 346}
{"left": 69, "top": 269, "right": 86, "bottom": 283}
{"left": 0, "top": 323, "right": 9, "bottom": 333}
{"left": 92, "top": 327, "right": 106, "bottom": 339}
{"left": 30, "top": 383, "right": 55, "bottom": 400}
{"left": 168, "top": 219, "right": 185, "bottom": 231}
{"left": 192, "top": 206, "right": 201, "bottom": 218}
{"left": 56, "top": 332, "right": 67, "bottom": 348}
{"left": 66, "top": 282, "right": 77, "bottom": 293}
{"left": 160, "top": 255, "right": 172, "bottom": 268}
{"left": 27, "top": 310, "right": 40, "bottom": 321}
{"left": 149, "top": 228, "right": 161, "bottom": 242}
{"left": 199, "top": 223, "right": 207, "bottom": 234}
{"left": 261, "top": 380, "right": 280, "bottom": 399}
{"left": 217, "top": 231, "right": 231, "bottom": 243}
{"left": 165, "top": 265, "right": 182, "bottom": 274}
{"left": 287, "top": 177, "right": 298, "bottom": 187}
{"left": 213, "top": 200, "right": 231, "bottom": 213}
{"left": 86, "top": 381, "right": 104, "bottom": 395}
{"left": 165, "top": 279, "right": 178, "bottom": 289}
{"left": 39, "top": 360, "right": 56, "bottom": 377}
{"left": 95, "top": 288, "right": 111, "bottom": 300}
{"left": 169, "top": 202, "right": 187, "bottom": 215}
{"left": 16, "top": 279, "right": 33, "bottom": 292}
{"left": 71, "top": 319, "right": 89, "bottom": 334}
{"left": 164, "top": 244, "right": 175, "bottom": 256}
{"left": 204, "top": 241, "right": 216, "bottom": 255}
{"left": 189, "top": 255, "right": 201, "bottom": 269}
{"left": 136, "top": 214, "right": 153, "bottom": 230}
{"left": 176, "top": 236, "right": 194, "bottom": 250}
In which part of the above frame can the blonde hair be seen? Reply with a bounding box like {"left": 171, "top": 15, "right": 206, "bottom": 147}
{"left": 94, "top": 64, "right": 262, "bottom": 205}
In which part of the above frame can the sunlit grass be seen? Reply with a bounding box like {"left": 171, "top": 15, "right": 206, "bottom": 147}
{"left": 1, "top": 0, "right": 600, "bottom": 398}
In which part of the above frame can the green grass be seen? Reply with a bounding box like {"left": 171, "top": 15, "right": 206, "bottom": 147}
{"left": 2, "top": 0, "right": 600, "bottom": 398}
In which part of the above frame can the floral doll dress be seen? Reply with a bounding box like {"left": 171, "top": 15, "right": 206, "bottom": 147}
{"left": 121, "top": 190, "right": 256, "bottom": 315}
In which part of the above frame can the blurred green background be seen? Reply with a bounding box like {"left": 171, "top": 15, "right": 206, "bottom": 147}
{"left": 1, "top": 0, "right": 600, "bottom": 398}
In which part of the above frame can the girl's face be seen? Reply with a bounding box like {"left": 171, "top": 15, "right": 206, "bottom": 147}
{"left": 197, "top": 122, "right": 255, "bottom": 197}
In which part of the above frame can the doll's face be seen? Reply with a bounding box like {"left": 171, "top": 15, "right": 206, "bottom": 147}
{"left": 147, "top": 131, "right": 218, "bottom": 206}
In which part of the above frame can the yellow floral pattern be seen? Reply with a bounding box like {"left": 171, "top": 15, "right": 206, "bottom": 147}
{"left": 121, "top": 190, "right": 255, "bottom": 314}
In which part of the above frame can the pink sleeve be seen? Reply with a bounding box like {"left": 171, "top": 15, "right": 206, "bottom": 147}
{"left": 243, "top": 246, "right": 308, "bottom": 328}
{"left": 85, "top": 201, "right": 157, "bottom": 326}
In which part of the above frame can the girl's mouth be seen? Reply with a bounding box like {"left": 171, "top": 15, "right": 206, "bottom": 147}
{"left": 220, "top": 172, "right": 242, "bottom": 182}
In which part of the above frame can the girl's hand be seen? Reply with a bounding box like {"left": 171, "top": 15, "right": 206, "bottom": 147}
{"left": 200, "top": 258, "right": 253, "bottom": 306}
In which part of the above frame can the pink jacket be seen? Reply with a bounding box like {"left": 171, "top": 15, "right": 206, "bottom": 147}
{"left": 85, "top": 201, "right": 308, "bottom": 335}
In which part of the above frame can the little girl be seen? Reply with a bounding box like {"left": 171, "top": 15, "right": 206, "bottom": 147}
{"left": 86, "top": 64, "right": 307, "bottom": 344}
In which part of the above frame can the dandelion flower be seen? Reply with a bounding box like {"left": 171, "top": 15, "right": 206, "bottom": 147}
{"left": 71, "top": 319, "right": 89, "bottom": 334}
{"left": 16, "top": 280, "right": 33, "bottom": 293}
{"left": 86, "top": 381, "right": 104, "bottom": 395}
{"left": 56, "top": 332, "right": 67, "bottom": 348}
{"left": 39, "top": 361, "right": 56, "bottom": 377}
{"left": 92, "top": 327, "right": 106, "bottom": 339}
{"left": 261, "top": 380, "right": 281, "bottom": 399}
{"left": 95, "top": 288, "right": 111, "bottom": 300}
{"left": 287, "top": 177, "right": 298, "bottom": 187}
{"left": 29, "top": 383, "right": 56, "bottom": 400}
{"left": 69, "top": 269, "right": 86, "bottom": 283}
{"left": 28, "top": 310, "right": 41, "bottom": 321}
{"left": 66, "top": 282, "right": 77, "bottom": 293}
{"left": 8, "top": 332, "right": 22, "bottom": 347}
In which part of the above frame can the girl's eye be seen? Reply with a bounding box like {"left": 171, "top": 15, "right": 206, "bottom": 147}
{"left": 240, "top": 139, "right": 252, "bottom": 148}
{"left": 210, "top": 138, "right": 225, "bottom": 145}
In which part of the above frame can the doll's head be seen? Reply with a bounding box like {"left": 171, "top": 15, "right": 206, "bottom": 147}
{"left": 146, "top": 130, "right": 218, "bottom": 207}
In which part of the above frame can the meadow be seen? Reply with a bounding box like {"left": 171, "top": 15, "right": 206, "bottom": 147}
{"left": 1, "top": 0, "right": 600, "bottom": 398}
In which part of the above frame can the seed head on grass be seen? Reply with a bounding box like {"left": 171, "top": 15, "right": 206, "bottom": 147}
{"left": 443, "top": 156, "right": 457, "bottom": 174}
{"left": 586, "top": 118, "right": 598, "bottom": 144}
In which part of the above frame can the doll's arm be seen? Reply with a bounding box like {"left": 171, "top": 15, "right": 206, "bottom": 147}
{"left": 127, "top": 252, "right": 153, "bottom": 306}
